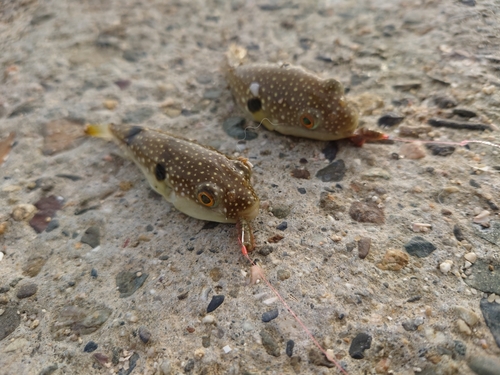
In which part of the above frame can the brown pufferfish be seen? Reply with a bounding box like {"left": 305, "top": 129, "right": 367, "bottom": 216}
{"left": 85, "top": 124, "right": 260, "bottom": 225}
{"left": 224, "top": 46, "right": 360, "bottom": 141}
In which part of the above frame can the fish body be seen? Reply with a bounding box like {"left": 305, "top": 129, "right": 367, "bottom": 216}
{"left": 225, "top": 48, "right": 359, "bottom": 141}
{"left": 85, "top": 124, "right": 259, "bottom": 224}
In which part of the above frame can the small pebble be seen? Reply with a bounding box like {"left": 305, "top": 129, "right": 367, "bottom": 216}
{"left": 277, "top": 269, "right": 290, "bottom": 281}
{"left": 400, "top": 142, "right": 426, "bottom": 159}
{"left": 464, "top": 252, "right": 477, "bottom": 264}
{"left": 425, "top": 144, "right": 456, "bottom": 156}
{"left": 262, "top": 309, "right": 279, "bottom": 323}
{"left": 349, "top": 333, "right": 372, "bottom": 359}
{"left": 276, "top": 222, "right": 288, "bottom": 231}
{"left": 316, "top": 160, "right": 346, "bottom": 182}
{"left": 457, "top": 319, "right": 471, "bottom": 335}
{"left": 207, "top": 295, "right": 225, "bottom": 313}
{"left": 90, "top": 268, "right": 98, "bottom": 278}
{"left": 402, "top": 317, "right": 424, "bottom": 331}
{"left": 404, "top": 236, "right": 436, "bottom": 258}
{"left": 433, "top": 95, "right": 457, "bottom": 108}
{"left": 377, "top": 249, "right": 409, "bottom": 271}
{"left": 81, "top": 226, "right": 100, "bottom": 248}
{"left": 291, "top": 169, "right": 310, "bottom": 179}
{"left": 16, "top": 283, "right": 38, "bottom": 299}
{"left": 202, "top": 336, "right": 211, "bottom": 348}
{"left": 84, "top": 341, "right": 98, "bottom": 353}
{"left": 453, "top": 225, "right": 465, "bottom": 241}
{"left": 357, "top": 237, "right": 371, "bottom": 259}
{"left": 202, "top": 315, "right": 215, "bottom": 324}
{"left": 378, "top": 112, "right": 405, "bottom": 127}
{"left": 322, "top": 142, "right": 338, "bottom": 162}
{"left": 286, "top": 340, "right": 295, "bottom": 357}
{"left": 11, "top": 204, "right": 37, "bottom": 221}
{"left": 222, "top": 117, "right": 258, "bottom": 140}
{"left": 184, "top": 358, "right": 195, "bottom": 372}
{"left": 439, "top": 260, "right": 453, "bottom": 274}
{"left": 116, "top": 271, "right": 149, "bottom": 298}
{"left": 222, "top": 345, "right": 232, "bottom": 354}
{"left": 138, "top": 326, "right": 151, "bottom": 343}
{"left": 159, "top": 360, "right": 172, "bottom": 375}
{"left": 349, "top": 202, "right": 385, "bottom": 224}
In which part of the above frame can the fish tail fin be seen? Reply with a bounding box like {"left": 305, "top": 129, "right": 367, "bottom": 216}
{"left": 84, "top": 123, "right": 113, "bottom": 140}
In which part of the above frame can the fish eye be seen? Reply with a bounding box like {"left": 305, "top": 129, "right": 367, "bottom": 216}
{"left": 300, "top": 113, "right": 316, "bottom": 129}
{"left": 198, "top": 191, "right": 215, "bottom": 207}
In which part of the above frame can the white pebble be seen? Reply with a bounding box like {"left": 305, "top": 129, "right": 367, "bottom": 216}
{"left": 0, "top": 252, "right": 3, "bottom": 262}
{"left": 222, "top": 345, "right": 232, "bottom": 354}
{"left": 439, "top": 260, "right": 453, "bottom": 274}
{"left": 488, "top": 293, "right": 496, "bottom": 303}
{"left": 263, "top": 297, "right": 278, "bottom": 305}
{"left": 202, "top": 315, "right": 215, "bottom": 324}
{"left": 464, "top": 252, "right": 477, "bottom": 264}
{"left": 496, "top": 296, "right": 500, "bottom": 304}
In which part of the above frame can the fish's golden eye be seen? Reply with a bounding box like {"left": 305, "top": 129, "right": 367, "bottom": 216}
{"left": 198, "top": 192, "right": 215, "bottom": 207}
{"left": 300, "top": 113, "right": 316, "bottom": 129}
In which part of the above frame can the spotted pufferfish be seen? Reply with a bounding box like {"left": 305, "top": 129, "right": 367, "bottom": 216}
{"left": 85, "top": 124, "right": 260, "bottom": 248}
{"left": 225, "top": 46, "right": 385, "bottom": 144}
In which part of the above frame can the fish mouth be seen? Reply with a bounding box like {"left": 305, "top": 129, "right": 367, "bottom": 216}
{"left": 238, "top": 198, "right": 260, "bottom": 221}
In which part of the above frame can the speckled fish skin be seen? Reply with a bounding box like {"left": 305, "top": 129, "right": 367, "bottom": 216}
{"left": 85, "top": 123, "right": 260, "bottom": 224}
{"left": 225, "top": 60, "right": 359, "bottom": 141}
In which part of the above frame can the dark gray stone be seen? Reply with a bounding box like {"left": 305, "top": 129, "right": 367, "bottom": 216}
{"left": 402, "top": 317, "right": 424, "bottom": 331}
{"left": 286, "top": 340, "right": 294, "bottom": 357}
{"left": 474, "top": 221, "right": 500, "bottom": 246}
{"left": 404, "top": 237, "right": 436, "bottom": 258}
{"left": 349, "top": 333, "right": 372, "bottom": 359}
{"left": 468, "top": 356, "right": 500, "bottom": 375}
{"left": 271, "top": 206, "right": 291, "bottom": 219}
{"left": 222, "top": 117, "right": 258, "bottom": 141}
{"left": 0, "top": 307, "right": 21, "bottom": 341}
{"left": 138, "top": 326, "right": 151, "bottom": 343}
{"left": 454, "top": 340, "right": 466, "bottom": 357}
{"left": 45, "top": 219, "right": 59, "bottom": 232}
{"left": 262, "top": 309, "right": 279, "bottom": 323}
{"left": 84, "top": 341, "right": 98, "bottom": 352}
{"left": 465, "top": 260, "right": 500, "bottom": 295}
{"left": 316, "top": 160, "right": 346, "bottom": 182}
{"left": 81, "top": 226, "right": 100, "bottom": 248}
{"left": 16, "top": 283, "right": 38, "bottom": 299}
{"left": 116, "top": 271, "right": 149, "bottom": 298}
{"left": 378, "top": 112, "right": 405, "bottom": 127}
{"left": 207, "top": 295, "right": 225, "bottom": 313}
{"left": 276, "top": 222, "right": 287, "bottom": 231}
{"left": 480, "top": 298, "right": 500, "bottom": 348}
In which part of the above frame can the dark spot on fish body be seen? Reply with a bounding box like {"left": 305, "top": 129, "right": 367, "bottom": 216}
{"left": 247, "top": 98, "right": 262, "bottom": 113}
{"left": 155, "top": 163, "right": 166, "bottom": 181}
{"left": 125, "top": 126, "right": 143, "bottom": 145}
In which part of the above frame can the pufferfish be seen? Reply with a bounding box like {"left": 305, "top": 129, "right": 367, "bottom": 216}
{"left": 85, "top": 124, "right": 260, "bottom": 248}
{"left": 225, "top": 46, "right": 385, "bottom": 144}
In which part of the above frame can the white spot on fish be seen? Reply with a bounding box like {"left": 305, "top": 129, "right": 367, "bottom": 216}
{"left": 249, "top": 82, "right": 260, "bottom": 96}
